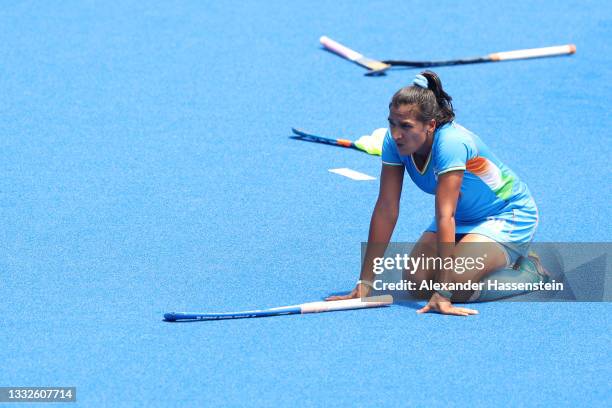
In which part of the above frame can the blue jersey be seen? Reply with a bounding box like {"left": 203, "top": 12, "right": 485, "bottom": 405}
{"left": 382, "top": 122, "right": 535, "bottom": 223}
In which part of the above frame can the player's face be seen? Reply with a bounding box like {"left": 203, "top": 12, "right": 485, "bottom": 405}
{"left": 388, "top": 104, "right": 435, "bottom": 156}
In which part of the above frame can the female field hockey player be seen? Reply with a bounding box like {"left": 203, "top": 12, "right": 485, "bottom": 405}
{"left": 327, "top": 71, "right": 548, "bottom": 316}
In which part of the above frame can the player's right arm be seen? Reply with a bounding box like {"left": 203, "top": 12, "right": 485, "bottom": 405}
{"left": 326, "top": 164, "right": 404, "bottom": 300}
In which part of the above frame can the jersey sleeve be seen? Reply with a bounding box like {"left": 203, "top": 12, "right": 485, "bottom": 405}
{"left": 381, "top": 129, "right": 403, "bottom": 166}
{"left": 434, "top": 134, "right": 473, "bottom": 175}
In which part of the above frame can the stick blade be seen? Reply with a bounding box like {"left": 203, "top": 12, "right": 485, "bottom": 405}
{"left": 320, "top": 36, "right": 391, "bottom": 75}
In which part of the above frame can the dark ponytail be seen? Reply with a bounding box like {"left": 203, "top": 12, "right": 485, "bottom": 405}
{"left": 389, "top": 70, "right": 455, "bottom": 127}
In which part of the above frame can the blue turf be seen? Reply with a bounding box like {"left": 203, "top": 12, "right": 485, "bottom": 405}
{"left": 1, "top": 0, "right": 611, "bottom": 406}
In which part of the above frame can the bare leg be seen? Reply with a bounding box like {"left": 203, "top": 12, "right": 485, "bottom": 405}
{"left": 402, "top": 232, "right": 438, "bottom": 299}
{"left": 447, "top": 234, "right": 509, "bottom": 301}
{"left": 402, "top": 232, "right": 508, "bottom": 301}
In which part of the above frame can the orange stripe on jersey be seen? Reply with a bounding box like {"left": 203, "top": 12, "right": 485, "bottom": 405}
{"left": 466, "top": 157, "right": 489, "bottom": 175}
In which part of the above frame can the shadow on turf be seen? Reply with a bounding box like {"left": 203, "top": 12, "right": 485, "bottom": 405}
{"left": 163, "top": 319, "right": 207, "bottom": 324}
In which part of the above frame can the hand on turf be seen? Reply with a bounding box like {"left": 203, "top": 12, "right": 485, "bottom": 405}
{"left": 417, "top": 292, "right": 479, "bottom": 316}
{"left": 325, "top": 283, "right": 371, "bottom": 301}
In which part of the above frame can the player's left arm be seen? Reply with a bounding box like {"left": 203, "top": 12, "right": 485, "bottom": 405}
{"left": 418, "top": 170, "right": 478, "bottom": 316}
{"left": 435, "top": 170, "right": 463, "bottom": 248}
{"left": 432, "top": 134, "right": 471, "bottom": 249}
